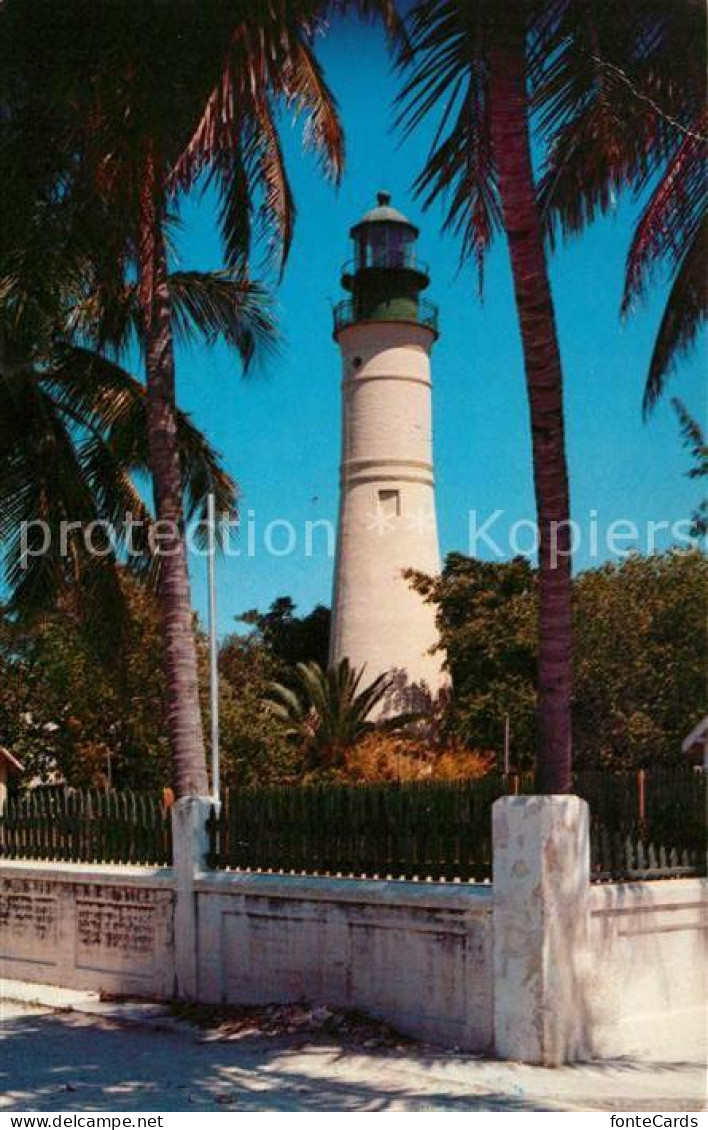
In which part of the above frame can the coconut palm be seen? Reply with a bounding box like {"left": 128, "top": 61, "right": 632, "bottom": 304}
{"left": 266, "top": 658, "right": 419, "bottom": 768}
{"left": 1, "top": 173, "right": 273, "bottom": 632}
{"left": 1, "top": 1, "right": 399, "bottom": 795}
{"left": 397, "top": 0, "right": 575, "bottom": 791}
{"left": 0, "top": 266, "right": 271, "bottom": 646}
{"left": 536, "top": 0, "right": 706, "bottom": 413}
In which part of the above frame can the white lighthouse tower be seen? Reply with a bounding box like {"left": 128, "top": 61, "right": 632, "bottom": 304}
{"left": 329, "top": 192, "right": 448, "bottom": 711}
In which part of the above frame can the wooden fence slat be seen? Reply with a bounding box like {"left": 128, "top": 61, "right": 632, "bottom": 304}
{"left": 0, "top": 788, "right": 172, "bottom": 867}
{"left": 204, "top": 769, "right": 704, "bottom": 884}
{"left": 0, "top": 769, "right": 704, "bottom": 882}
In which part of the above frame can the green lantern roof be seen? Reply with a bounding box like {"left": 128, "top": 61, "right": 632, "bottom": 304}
{"left": 351, "top": 191, "right": 419, "bottom": 236}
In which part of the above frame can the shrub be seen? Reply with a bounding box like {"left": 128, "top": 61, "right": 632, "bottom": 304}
{"left": 338, "top": 732, "right": 494, "bottom": 783}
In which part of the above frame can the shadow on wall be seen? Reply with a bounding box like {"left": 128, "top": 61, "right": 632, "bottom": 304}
{"left": 493, "top": 793, "right": 707, "bottom": 1067}
{"left": 584, "top": 877, "right": 708, "bottom": 1062}
{"left": 378, "top": 667, "right": 450, "bottom": 725}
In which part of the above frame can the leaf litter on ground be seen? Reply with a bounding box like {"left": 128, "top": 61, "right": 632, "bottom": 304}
{"left": 169, "top": 1000, "right": 415, "bottom": 1050}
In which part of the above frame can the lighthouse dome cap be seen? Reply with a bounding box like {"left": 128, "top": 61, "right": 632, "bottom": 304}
{"left": 351, "top": 191, "right": 419, "bottom": 235}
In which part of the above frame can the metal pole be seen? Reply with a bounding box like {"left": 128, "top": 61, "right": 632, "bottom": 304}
{"left": 207, "top": 492, "right": 220, "bottom": 803}
{"left": 503, "top": 714, "right": 510, "bottom": 776}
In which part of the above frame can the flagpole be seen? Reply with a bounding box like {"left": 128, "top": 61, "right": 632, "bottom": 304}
{"left": 504, "top": 714, "right": 510, "bottom": 777}
{"left": 207, "top": 491, "right": 220, "bottom": 803}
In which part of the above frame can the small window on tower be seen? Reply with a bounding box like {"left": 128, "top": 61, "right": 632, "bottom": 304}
{"left": 378, "top": 489, "right": 400, "bottom": 517}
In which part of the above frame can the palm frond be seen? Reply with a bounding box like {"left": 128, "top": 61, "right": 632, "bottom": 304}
{"left": 246, "top": 100, "right": 298, "bottom": 275}
{"left": 51, "top": 344, "right": 237, "bottom": 529}
{"left": 673, "top": 397, "right": 708, "bottom": 478}
{"left": 622, "top": 125, "right": 706, "bottom": 315}
{"left": 1, "top": 333, "right": 238, "bottom": 621}
{"left": 0, "top": 366, "right": 128, "bottom": 650}
{"left": 330, "top": 0, "right": 405, "bottom": 48}
{"left": 673, "top": 396, "right": 708, "bottom": 536}
{"left": 536, "top": 0, "right": 705, "bottom": 246}
{"left": 167, "top": 270, "right": 278, "bottom": 368}
{"left": 277, "top": 33, "right": 344, "bottom": 186}
{"left": 642, "top": 219, "right": 707, "bottom": 414}
{"left": 169, "top": 9, "right": 344, "bottom": 275}
{"left": 396, "top": 0, "right": 502, "bottom": 287}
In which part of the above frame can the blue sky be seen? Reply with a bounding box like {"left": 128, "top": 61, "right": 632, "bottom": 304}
{"left": 171, "top": 15, "right": 704, "bottom": 638}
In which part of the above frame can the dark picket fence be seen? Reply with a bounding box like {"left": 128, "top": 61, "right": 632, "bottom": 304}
{"left": 0, "top": 789, "right": 172, "bottom": 866}
{"left": 1, "top": 768, "right": 703, "bottom": 881}
{"left": 207, "top": 768, "right": 706, "bottom": 884}
{"left": 207, "top": 776, "right": 507, "bottom": 882}
{"left": 575, "top": 767, "right": 706, "bottom": 882}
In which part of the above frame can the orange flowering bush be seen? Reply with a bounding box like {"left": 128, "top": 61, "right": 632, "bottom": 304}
{"left": 339, "top": 732, "right": 494, "bottom": 783}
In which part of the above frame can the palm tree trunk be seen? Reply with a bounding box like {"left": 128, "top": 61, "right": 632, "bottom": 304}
{"left": 489, "top": 12, "right": 573, "bottom": 794}
{"left": 138, "top": 148, "right": 209, "bottom": 797}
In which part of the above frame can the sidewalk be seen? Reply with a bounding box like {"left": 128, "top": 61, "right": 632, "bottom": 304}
{"left": 1, "top": 981, "right": 705, "bottom": 1113}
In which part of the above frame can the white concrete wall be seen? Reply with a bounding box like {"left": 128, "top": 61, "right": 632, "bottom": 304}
{"left": 194, "top": 872, "right": 494, "bottom": 1051}
{"left": 0, "top": 861, "right": 175, "bottom": 999}
{"left": 587, "top": 878, "right": 708, "bottom": 1060}
{"left": 1, "top": 822, "right": 705, "bottom": 1064}
{"left": 330, "top": 321, "right": 448, "bottom": 707}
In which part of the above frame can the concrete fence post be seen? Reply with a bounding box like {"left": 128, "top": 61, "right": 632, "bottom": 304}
{"left": 171, "top": 795, "right": 213, "bottom": 999}
{"left": 492, "top": 794, "right": 591, "bottom": 1066}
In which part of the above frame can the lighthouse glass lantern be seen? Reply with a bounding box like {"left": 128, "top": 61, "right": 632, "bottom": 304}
{"left": 339, "top": 191, "right": 436, "bottom": 329}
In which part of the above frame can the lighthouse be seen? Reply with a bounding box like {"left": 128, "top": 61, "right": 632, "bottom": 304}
{"left": 329, "top": 192, "right": 448, "bottom": 712}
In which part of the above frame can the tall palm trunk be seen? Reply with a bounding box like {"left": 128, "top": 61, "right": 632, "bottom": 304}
{"left": 489, "top": 12, "right": 573, "bottom": 794}
{"left": 138, "top": 149, "right": 209, "bottom": 797}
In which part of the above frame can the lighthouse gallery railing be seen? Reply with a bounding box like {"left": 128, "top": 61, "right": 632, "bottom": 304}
{"left": 333, "top": 296, "right": 439, "bottom": 335}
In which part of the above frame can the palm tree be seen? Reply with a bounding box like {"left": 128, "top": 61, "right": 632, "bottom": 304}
{"left": 536, "top": 0, "right": 706, "bottom": 413}
{"left": 266, "top": 658, "right": 419, "bottom": 769}
{"left": 397, "top": 0, "right": 574, "bottom": 791}
{"left": 2, "top": 0, "right": 399, "bottom": 796}
{"left": 0, "top": 264, "right": 270, "bottom": 647}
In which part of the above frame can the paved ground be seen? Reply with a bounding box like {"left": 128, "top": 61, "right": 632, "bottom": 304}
{"left": 1, "top": 991, "right": 705, "bottom": 1113}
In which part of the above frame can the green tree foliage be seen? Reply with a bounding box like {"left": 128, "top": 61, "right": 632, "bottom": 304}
{"left": 238, "top": 598, "right": 330, "bottom": 672}
{"left": 0, "top": 593, "right": 329, "bottom": 790}
{"left": 407, "top": 554, "right": 538, "bottom": 767}
{"left": 0, "top": 581, "right": 169, "bottom": 789}
{"left": 213, "top": 601, "right": 331, "bottom": 786}
{"left": 205, "top": 597, "right": 333, "bottom": 785}
{"left": 410, "top": 550, "right": 707, "bottom": 771}
{"left": 572, "top": 552, "right": 706, "bottom": 769}
{"left": 206, "top": 630, "right": 298, "bottom": 788}
{"left": 4, "top": 550, "right": 702, "bottom": 788}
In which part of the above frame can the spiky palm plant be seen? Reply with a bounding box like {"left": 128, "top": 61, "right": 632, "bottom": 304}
{"left": 266, "top": 659, "right": 419, "bottom": 768}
